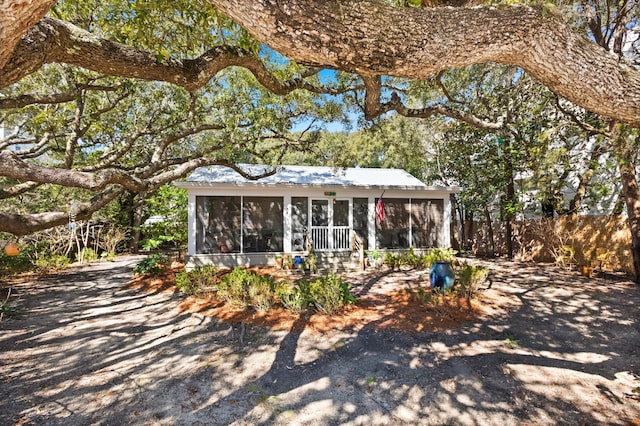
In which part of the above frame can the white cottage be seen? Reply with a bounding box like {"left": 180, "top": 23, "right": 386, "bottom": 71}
{"left": 175, "top": 164, "right": 461, "bottom": 269}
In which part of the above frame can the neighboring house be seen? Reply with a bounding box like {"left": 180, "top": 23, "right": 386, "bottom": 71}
{"left": 175, "top": 164, "right": 461, "bottom": 269}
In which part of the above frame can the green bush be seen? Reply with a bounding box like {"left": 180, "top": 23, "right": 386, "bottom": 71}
{"left": 305, "top": 272, "right": 356, "bottom": 315}
{"left": 217, "top": 267, "right": 250, "bottom": 306}
{"left": 216, "top": 268, "right": 278, "bottom": 310}
{"left": 384, "top": 252, "right": 401, "bottom": 269}
{"left": 455, "top": 262, "right": 489, "bottom": 308}
{"left": 34, "top": 253, "right": 70, "bottom": 272}
{"left": 78, "top": 247, "right": 100, "bottom": 263}
{"left": 423, "top": 247, "right": 457, "bottom": 266}
{"left": 176, "top": 265, "right": 218, "bottom": 295}
{"left": 1, "top": 300, "right": 17, "bottom": 319}
{"left": 0, "top": 245, "right": 35, "bottom": 275}
{"left": 399, "top": 248, "right": 419, "bottom": 267}
{"left": 247, "top": 278, "right": 277, "bottom": 312}
{"left": 133, "top": 253, "right": 170, "bottom": 276}
{"left": 277, "top": 281, "right": 310, "bottom": 314}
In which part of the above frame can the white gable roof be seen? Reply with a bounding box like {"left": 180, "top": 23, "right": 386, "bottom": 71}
{"left": 176, "top": 164, "right": 460, "bottom": 192}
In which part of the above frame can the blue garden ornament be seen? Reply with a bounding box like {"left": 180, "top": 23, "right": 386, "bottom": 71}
{"left": 430, "top": 261, "right": 455, "bottom": 291}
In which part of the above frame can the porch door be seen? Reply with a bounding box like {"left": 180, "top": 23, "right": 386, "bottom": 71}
{"left": 311, "top": 199, "right": 351, "bottom": 251}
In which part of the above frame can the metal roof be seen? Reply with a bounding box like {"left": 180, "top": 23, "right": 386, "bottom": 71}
{"left": 176, "top": 164, "right": 460, "bottom": 192}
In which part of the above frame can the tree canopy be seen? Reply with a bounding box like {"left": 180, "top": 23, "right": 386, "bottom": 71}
{"left": 2, "top": 0, "right": 640, "bottom": 278}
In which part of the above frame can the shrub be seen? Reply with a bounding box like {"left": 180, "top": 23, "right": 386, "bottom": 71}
{"left": 278, "top": 282, "right": 308, "bottom": 314}
{"left": 175, "top": 265, "right": 218, "bottom": 296}
{"left": 213, "top": 268, "right": 355, "bottom": 315}
{"left": 384, "top": 252, "right": 400, "bottom": 269}
{"left": 0, "top": 300, "right": 17, "bottom": 320}
{"left": 0, "top": 245, "right": 35, "bottom": 275}
{"left": 455, "top": 262, "right": 489, "bottom": 309}
{"left": 217, "top": 267, "right": 251, "bottom": 306}
{"left": 420, "top": 247, "right": 458, "bottom": 268}
{"left": 305, "top": 272, "right": 356, "bottom": 315}
{"left": 78, "top": 247, "right": 100, "bottom": 263}
{"left": 133, "top": 253, "right": 170, "bottom": 276}
{"left": 247, "top": 278, "right": 277, "bottom": 312}
{"left": 399, "top": 248, "right": 419, "bottom": 267}
{"left": 34, "top": 253, "right": 70, "bottom": 272}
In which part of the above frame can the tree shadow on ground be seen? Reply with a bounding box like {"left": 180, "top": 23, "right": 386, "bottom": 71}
{"left": 0, "top": 257, "right": 638, "bottom": 425}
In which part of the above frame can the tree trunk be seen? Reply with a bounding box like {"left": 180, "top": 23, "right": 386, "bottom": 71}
{"left": 130, "top": 193, "right": 146, "bottom": 254}
{"left": 483, "top": 205, "right": 496, "bottom": 258}
{"left": 464, "top": 210, "right": 474, "bottom": 251}
{"left": 504, "top": 152, "right": 516, "bottom": 259}
{"left": 612, "top": 125, "right": 640, "bottom": 283}
{"left": 618, "top": 161, "right": 640, "bottom": 283}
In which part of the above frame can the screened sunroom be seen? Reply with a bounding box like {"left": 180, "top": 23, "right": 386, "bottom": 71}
{"left": 175, "top": 165, "right": 460, "bottom": 269}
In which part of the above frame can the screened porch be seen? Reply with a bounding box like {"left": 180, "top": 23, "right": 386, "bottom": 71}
{"left": 194, "top": 195, "right": 445, "bottom": 254}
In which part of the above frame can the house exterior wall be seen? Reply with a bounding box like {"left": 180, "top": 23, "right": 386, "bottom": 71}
{"left": 182, "top": 183, "right": 455, "bottom": 268}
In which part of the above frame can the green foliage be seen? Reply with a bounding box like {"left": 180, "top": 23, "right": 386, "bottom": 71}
{"left": 421, "top": 248, "right": 457, "bottom": 267}
{"left": 399, "top": 247, "right": 419, "bottom": 267}
{"left": 78, "top": 248, "right": 100, "bottom": 262}
{"left": 217, "top": 268, "right": 278, "bottom": 310}
{"left": 133, "top": 253, "right": 170, "bottom": 276}
{"left": 0, "top": 298, "right": 18, "bottom": 320}
{"left": 305, "top": 272, "right": 356, "bottom": 315}
{"left": 384, "top": 252, "right": 401, "bottom": 269}
{"left": 141, "top": 186, "right": 188, "bottom": 251}
{"left": 101, "top": 252, "right": 117, "bottom": 261}
{"left": 288, "top": 116, "right": 430, "bottom": 181}
{"left": 384, "top": 248, "right": 458, "bottom": 270}
{"left": 0, "top": 245, "right": 35, "bottom": 275}
{"left": 455, "top": 262, "right": 489, "bottom": 308}
{"left": 34, "top": 254, "right": 71, "bottom": 273}
{"left": 175, "top": 265, "right": 218, "bottom": 295}
{"left": 277, "top": 282, "right": 308, "bottom": 314}
{"left": 215, "top": 268, "right": 354, "bottom": 315}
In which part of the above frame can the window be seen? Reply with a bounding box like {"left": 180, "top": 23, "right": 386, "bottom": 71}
{"left": 376, "top": 198, "right": 410, "bottom": 249}
{"left": 196, "top": 196, "right": 283, "bottom": 253}
{"left": 411, "top": 199, "right": 444, "bottom": 247}
{"left": 291, "top": 197, "right": 308, "bottom": 251}
{"left": 195, "top": 196, "right": 241, "bottom": 254}
{"left": 353, "top": 198, "right": 368, "bottom": 250}
{"left": 243, "top": 197, "right": 284, "bottom": 252}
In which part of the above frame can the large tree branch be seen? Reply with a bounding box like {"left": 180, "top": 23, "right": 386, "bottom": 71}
{"left": 0, "top": 0, "right": 57, "bottom": 69}
{"left": 209, "top": 0, "right": 640, "bottom": 126}
{"left": 0, "top": 186, "right": 124, "bottom": 236}
{"left": 0, "top": 17, "right": 350, "bottom": 95}
{"left": 0, "top": 156, "right": 277, "bottom": 235}
{"left": 0, "top": 149, "right": 276, "bottom": 196}
{"left": 2, "top": 1, "right": 640, "bottom": 125}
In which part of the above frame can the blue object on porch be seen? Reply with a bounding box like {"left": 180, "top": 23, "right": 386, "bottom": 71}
{"left": 294, "top": 255, "right": 304, "bottom": 264}
{"left": 430, "top": 261, "right": 454, "bottom": 290}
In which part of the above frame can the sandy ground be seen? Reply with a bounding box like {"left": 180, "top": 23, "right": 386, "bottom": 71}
{"left": 1, "top": 255, "right": 639, "bottom": 425}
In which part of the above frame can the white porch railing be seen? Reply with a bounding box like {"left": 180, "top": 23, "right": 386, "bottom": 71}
{"left": 311, "top": 226, "right": 351, "bottom": 251}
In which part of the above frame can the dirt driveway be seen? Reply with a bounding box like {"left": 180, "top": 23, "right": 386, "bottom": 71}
{"left": 1, "top": 256, "right": 639, "bottom": 425}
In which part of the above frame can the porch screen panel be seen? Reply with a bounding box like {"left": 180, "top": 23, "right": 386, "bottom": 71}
{"left": 411, "top": 199, "right": 444, "bottom": 247}
{"left": 353, "top": 198, "right": 368, "bottom": 250}
{"left": 195, "top": 196, "right": 241, "bottom": 254}
{"left": 243, "top": 197, "right": 284, "bottom": 252}
{"left": 333, "top": 199, "right": 351, "bottom": 250}
{"left": 376, "top": 198, "right": 410, "bottom": 249}
{"left": 312, "top": 200, "right": 329, "bottom": 250}
{"left": 291, "top": 197, "right": 308, "bottom": 252}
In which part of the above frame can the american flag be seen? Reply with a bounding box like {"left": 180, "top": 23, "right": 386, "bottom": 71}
{"left": 375, "top": 197, "right": 385, "bottom": 223}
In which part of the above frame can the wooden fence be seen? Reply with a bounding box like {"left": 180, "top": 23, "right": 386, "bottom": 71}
{"left": 458, "top": 215, "right": 632, "bottom": 275}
